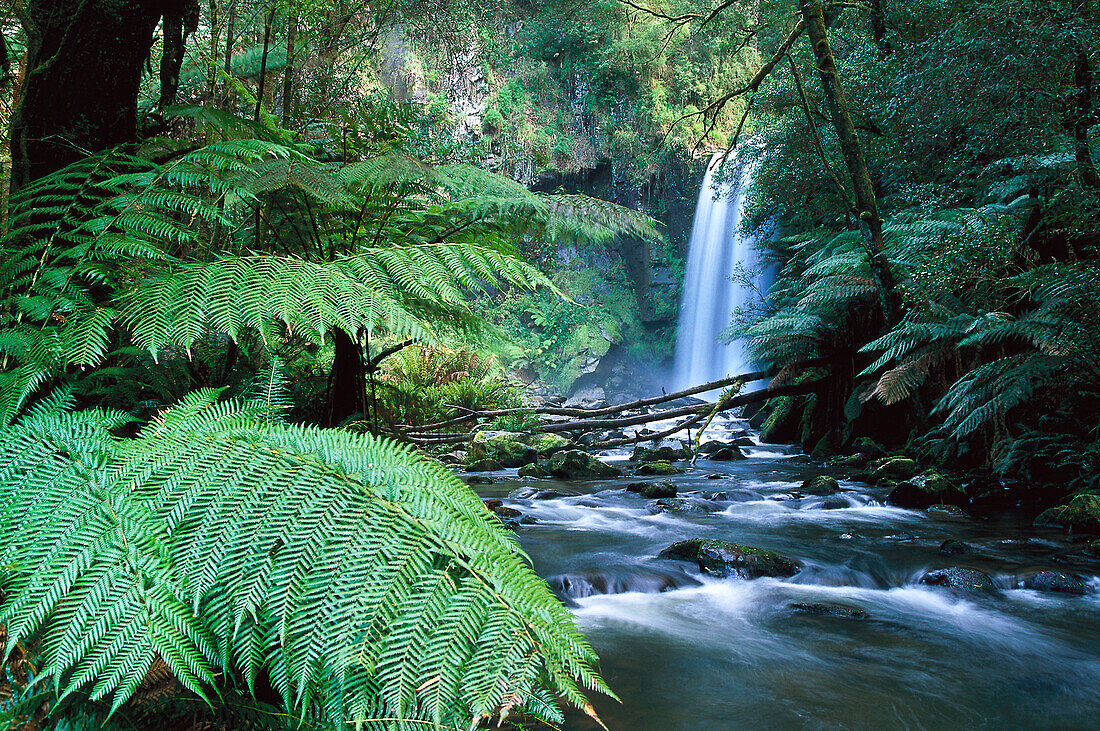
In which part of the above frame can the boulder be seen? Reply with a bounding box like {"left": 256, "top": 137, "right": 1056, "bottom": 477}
{"left": 469, "top": 430, "right": 574, "bottom": 468}
{"left": 635, "top": 460, "right": 685, "bottom": 476}
{"left": 927, "top": 504, "right": 969, "bottom": 522}
{"left": 466, "top": 458, "right": 503, "bottom": 472}
{"left": 437, "top": 450, "right": 468, "bottom": 465}
{"left": 707, "top": 445, "right": 747, "bottom": 461}
{"left": 658, "top": 539, "right": 800, "bottom": 579}
{"left": 886, "top": 470, "right": 965, "bottom": 509}
{"left": 789, "top": 602, "right": 869, "bottom": 620}
{"left": 939, "top": 539, "right": 971, "bottom": 555}
{"left": 1022, "top": 570, "right": 1088, "bottom": 595}
{"left": 469, "top": 431, "right": 536, "bottom": 467}
{"left": 1034, "top": 494, "right": 1100, "bottom": 533}
{"left": 732, "top": 436, "right": 756, "bottom": 448}
{"left": 646, "top": 498, "right": 722, "bottom": 515}
{"left": 626, "top": 481, "right": 677, "bottom": 499}
{"left": 547, "top": 449, "right": 621, "bottom": 480}
{"left": 919, "top": 567, "right": 998, "bottom": 595}
{"left": 633, "top": 445, "right": 690, "bottom": 463}
{"left": 517, "top": 462, "right": 553, "bottom": 478}
{"left": 482, "top": 499, "right": 521, "bottom": 519}
{"left": 911, "top": 469, "right": 964, "bottom": 499}
{"left": 813, "top": 495, "right": 851, "bottom": 510}
{"left": 870, "top": 457, "right": 921, "bottom": 481}
{"left": 510, "top": 486, "right": 572, "bottom": 500}
{"left": 526, "top": 432, "right": 574, "bottom": 456}
{"left": 564, "top": 386, "right": 606, "bottom": 409}
{"left": 800, "top": 475, "right": 840, "bottom": 496}
{"left": 703, "top": 489, "right": 759, "bottom": 502}
{"left": 853, "top": 437, "right": 887, "bottom": 459}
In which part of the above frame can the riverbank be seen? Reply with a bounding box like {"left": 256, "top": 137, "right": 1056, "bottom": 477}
{"left": 459, "top": 413, "right": 1100, "bottom": 729}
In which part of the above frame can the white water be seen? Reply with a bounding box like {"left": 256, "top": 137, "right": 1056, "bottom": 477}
{"left": 671, "top": 154, "right": 767, "bottom": 390}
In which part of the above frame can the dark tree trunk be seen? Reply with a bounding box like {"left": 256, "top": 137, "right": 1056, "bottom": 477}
{"left": 799, "top": 0, "right": 901, "bottom": 325}
{"left": 1072, "top": 43, "right": 1100, "bottom": 189}
{"left": 10, "top": 0, "right": 198, "bottom": 189}
{"left": 326, "top": 329, "right": 367, "bottom": 427}
{"left": 282, "top": 0, "right": 299, "bottom": 128}
{"left": 159, "top": 2, "right": 199, "bottom": 108}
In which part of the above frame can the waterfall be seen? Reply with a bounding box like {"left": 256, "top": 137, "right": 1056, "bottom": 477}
{"left": 670, "top": 154, "right": 766, "bottom": 391}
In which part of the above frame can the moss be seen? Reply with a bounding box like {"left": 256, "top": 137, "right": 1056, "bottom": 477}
{"left": 658, "top": 539, "right": 800, "bottom": 578}
{"left": 1034, "top": 493, "right": 1100, "bottom": 533}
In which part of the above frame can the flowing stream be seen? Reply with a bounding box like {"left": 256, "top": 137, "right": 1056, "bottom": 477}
{"left": 469, "top": 419, "right": 1100, "bottom": 729}
{"left": 671, "top": 155, "right": 768, "bottom": 391}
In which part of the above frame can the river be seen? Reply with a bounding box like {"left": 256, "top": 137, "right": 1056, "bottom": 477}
{"left": 470, "top": 415, "right": 1100, "bottom": 729}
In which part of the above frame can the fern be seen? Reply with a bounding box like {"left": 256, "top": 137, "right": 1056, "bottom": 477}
{"left": 0, "top": 391, "right": 611, "bottom": 728}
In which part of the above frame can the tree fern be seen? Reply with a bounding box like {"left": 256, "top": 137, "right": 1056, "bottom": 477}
{"left": 0, "top": 391, "right": 611, "bottom": 728}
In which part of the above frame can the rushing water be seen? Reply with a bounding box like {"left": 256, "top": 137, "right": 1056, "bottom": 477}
{"left": 470, "top": 419, "right": 1100, "bottom": 730}
{"left": 671, "top": 155, "right": 768, "bottom": 391}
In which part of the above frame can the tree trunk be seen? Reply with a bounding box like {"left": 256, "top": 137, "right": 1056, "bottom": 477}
{"left": 282, "top": 0, "right": 299, "bottom": 128}
{"left": 326, "top": 329, "right": 367, "bottom": 427}
{"left": 159, "top": 2, "right": 199, "bottom": 108}
{"left": 1072, "top": 42, "right": 1100, "bottom": 189}
{"left": 798, "top": 0, "right": 901, "bottom": 325}
{"left": 10, "top": 0, "right": 197, "bottom": 189}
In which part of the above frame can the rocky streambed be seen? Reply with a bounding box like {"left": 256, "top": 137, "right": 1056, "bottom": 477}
{"left": 459, "top": 414, "right": 1100, "bottom": 729}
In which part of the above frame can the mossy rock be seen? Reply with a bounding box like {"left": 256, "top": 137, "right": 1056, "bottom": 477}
{"left": 789, "top": 602, "right": 868, "bottom": 620}
{"left": 927, "top": 504, "right": 969, "bottom": 522}
{"left": 919, "top": 567, "right": 998, "bottom": 595}
{"left": 828, "top": 453, "right": 870, "bottom": 468}
{"left": 469, "top": 431, "right": 537, "bottom": 468}
{"left": 658, "top": 539, "right": 800, "bottom": 579}
{"left": 635, "top": 460, "right": 684, "bottom": 476}
{"left": 939, "top": 539, "right": 970, "bottom": 555}
{"left": 626, "top": 481, "right": 677, "bottom": 499}
{"left": 1034, "top": 494, "right": 1100, "bottom": 533}
{"left": 910, "top": 469, "right": 962, "bottom": 496}
{"left": 526, "top": 432, "right": 574, "bottom": 457}
{"left": 1022, "top": 570, "right": 1088, "bottom": 595}
{"left": 646, "top": 498, "right": 722, "bottom": 515}
{"left": 547, "top": 449, "right": 621, "bottom": 480}
{"left": 707, "top": 445, "right": 747, "bottom": 461}
{"left": 870, "top": 457, "right": 920, "bottom": 481}
{"left": 466, "top": 458, "right": 503, "bottom": 472}
{"left": 853, "top": 437, "right": 886, "bottom": 459}
{"left": 518, "top": 462, "right": 553, "bottom": 478}
{"left": 800, "top": 475, "right": 840, "bottom": 496}
{"left": 632, "top": 445, "right": 690, "bottom": 463}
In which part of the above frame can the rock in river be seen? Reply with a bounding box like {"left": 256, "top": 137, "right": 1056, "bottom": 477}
{"left": 547, "top": 449, "right": 621, "bottom": 479}
{"left": 800, "top": 475, "right": 840, "bottom": 496}
{"left": 627, "top": 481, "right": 677, "bottom": 499}
{"left": 658, "top": 539, "right": 800, "bottom": 579}
{"left": 1022, "top": 570, "right": 1088, "bottom": 595}
{"left": 646, "top": 498, "right": 722, "bottom": 515}
{"left": 635, "top": 460, "right": 685, "bottom": 476}
{"left": 789, "top": 602, "right": 869, "bottom": 620}
{"left": 920, "top": 567, "right": 998, "bottom": 595}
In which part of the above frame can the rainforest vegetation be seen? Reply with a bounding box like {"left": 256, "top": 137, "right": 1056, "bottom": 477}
{"left": 0, "top": 0, "right": 1098, "bottom": 728}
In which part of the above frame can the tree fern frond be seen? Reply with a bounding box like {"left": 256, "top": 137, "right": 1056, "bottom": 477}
{"left": 0, "top": 393, "right": 610, "bottom": 727}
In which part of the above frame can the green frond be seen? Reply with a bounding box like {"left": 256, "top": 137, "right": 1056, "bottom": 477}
{"left": 0, "top": 393, "right": 609, "bottom": 727}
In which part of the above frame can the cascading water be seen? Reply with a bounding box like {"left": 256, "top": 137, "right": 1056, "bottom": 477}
{"left": 671, "top": 154, "right": 767, "bottom": 390}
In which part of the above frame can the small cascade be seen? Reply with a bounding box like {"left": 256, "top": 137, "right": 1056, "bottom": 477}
{"left": 671, "top": 154, "right": 768, "bottom": 390}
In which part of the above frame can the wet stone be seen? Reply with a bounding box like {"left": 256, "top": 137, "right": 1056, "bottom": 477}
{"left": 939, "top": 539, "right": 971, "bottom": 555}
{"left": 1022, "top": 570, "right": 1088, "bottom": 595}
{"left": 789, "top": 602, "right": 869, "bottom": 620}
{"left": 658, "top": 539, "right": 800, "bottom": 579}
{"left": 920, "top": 567, "right": 998, "bottom": 595}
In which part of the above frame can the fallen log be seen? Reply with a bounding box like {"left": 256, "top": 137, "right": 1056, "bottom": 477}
{"left": 397, "top": 379, "right": 826, "bottom": 447}
{"left": 398, "top": 363, "right": 820, "bottom": 433}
